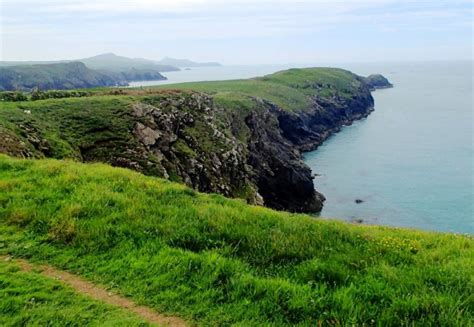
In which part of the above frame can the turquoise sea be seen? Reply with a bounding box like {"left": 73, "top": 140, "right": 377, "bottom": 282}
{"left": 305, "top": 61, "right": 473, "bottom": 233}
{"left": 132, "top": 61, "right": 473, "bottom": 233}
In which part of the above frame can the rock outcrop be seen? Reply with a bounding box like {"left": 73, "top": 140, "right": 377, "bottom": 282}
{"left": 108, "top": 86, "right": 375, "bottom": 213}
{"left": 363, "top": 74, "right": 393, "bottom": 90}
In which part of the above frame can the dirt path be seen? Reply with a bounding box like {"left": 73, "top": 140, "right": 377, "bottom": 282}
{"left": 2, "top": 255, "right": 188, "bottom": 327}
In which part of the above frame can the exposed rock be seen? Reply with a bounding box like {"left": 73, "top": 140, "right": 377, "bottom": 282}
{"left": 125, "top": 94, "right": 257, "bottom": 203}
{"left": 133, "top": 122, "right": 162, "bottom": 146}
{"left": 277, "top": 86, "right": 375, "bottom": 153}
{"left": 245, "top": 100, "right": 325, "bottom": 212}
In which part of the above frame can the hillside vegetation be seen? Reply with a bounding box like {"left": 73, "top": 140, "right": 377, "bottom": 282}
{"left": 0, "top": 155, "right": 472, "bottom": 326}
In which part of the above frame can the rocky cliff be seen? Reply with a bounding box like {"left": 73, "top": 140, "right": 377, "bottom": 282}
{"left": 0, "top": 68, "right": 391, "bottom": 213}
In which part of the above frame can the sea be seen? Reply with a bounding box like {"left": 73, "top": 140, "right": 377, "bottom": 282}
{"left": 130, "top": 61, "right": 473, "bottom": 233}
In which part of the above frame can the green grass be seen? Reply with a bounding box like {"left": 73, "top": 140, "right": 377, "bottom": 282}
{"left": 0, "top": 155, "right": 472, "bottom": 326}
{"left": 0, "top": 259, "right": 151, "bottom": 326}
{"left": 0, "top": 95, "right": 140, "bottom": 159}
{"left": 154, "top": 79, "right": 311, "bottom": 111}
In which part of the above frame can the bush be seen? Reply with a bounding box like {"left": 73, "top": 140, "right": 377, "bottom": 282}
{"left": 30, "top": 88, "right": 91, "bottom": 101}
{"left": 0, "top": 91, "right": 28, "bottom": 102}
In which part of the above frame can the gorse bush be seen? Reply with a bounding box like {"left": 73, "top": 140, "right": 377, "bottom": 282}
{"left": 0, "top": 155, "right": 472, "bottom": 326}
{"left": 30, "top": 89, "right": 91, "bottom": 101}
{"left": 0, "top": 91, "right": 28, "bottom": 102}
{"left": 0, "top": 90, "right": 92, "bottom": 102}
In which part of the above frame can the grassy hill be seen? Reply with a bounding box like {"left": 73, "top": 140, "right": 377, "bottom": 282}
{"left": 0, "top": 155, "right": 472, "bottom": 325}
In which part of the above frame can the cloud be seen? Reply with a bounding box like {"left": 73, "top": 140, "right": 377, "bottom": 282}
{"left": 1, "top": 0, "right": 472, "bottom": 62}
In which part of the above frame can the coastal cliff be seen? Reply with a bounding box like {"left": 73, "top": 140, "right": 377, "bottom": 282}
{"left": 0, "top": 68, "right": 391, "bottom": 213}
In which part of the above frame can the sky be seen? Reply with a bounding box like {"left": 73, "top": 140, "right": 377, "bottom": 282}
{"left": 0, "top": 0, "right": 472, "bottom": 64}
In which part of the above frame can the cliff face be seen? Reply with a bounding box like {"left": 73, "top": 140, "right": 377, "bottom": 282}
{"left": 246, "top": 81, "right": 375, "bottom": 212}
{"left": 0, "top": 68, "right": 391, "bottom": 213}
{"left": 244, "top": 100, "right": 325, "bottom": 212}
{"left": 104, "top": 88, "right": 375, "bottom": 213}
{"left": 277, "top": 87, "right": 375, "bottom": 152}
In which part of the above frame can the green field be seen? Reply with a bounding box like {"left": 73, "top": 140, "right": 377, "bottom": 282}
{"left": 0, "top": 155, "right": 472, "bottom": 326}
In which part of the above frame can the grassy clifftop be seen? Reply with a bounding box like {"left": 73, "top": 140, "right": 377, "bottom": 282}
{"left": 0, "top": 67, "right": 380, "bottom": 213}
{"left": 152, "top": 67, "right": 366, "bottom": 111}
{"left": 0, "top": 155, "right": 472, "bottom": 325}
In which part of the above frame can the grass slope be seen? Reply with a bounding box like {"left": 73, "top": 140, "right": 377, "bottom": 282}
{"left": 0, "top": 155, "right": 472, "bottom": 326}
{"left": 0, "top": 95, "right": 137, "bottom": 159}
{"left": 0, "top": 259, "right": 151, "bottom": 326}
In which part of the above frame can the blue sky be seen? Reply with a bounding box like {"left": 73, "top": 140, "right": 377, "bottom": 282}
{"left": 1, "top": 0, "right": 472, "bottom": 64}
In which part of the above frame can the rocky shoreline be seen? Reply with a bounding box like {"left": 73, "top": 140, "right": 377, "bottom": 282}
{"left": 0, "top": 70, "right": 391, "bottom": 214}
{"left": 122, "top": 74, "right": 390, "bottom": 213}
{"left": 256, "top": 81, "right": 379, "bottom": 212}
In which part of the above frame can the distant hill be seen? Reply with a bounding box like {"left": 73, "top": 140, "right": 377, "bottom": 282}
{"left": 79, "top": 53, "right": 179, "bottom": 73}
{"left": 157, "top": 56, "right": 222, "bottom": 67}
{"left": 0, "top": 62, "right": 166, "bottom": 91}
{"left": 0, "top": 53, "right": 222, "bottom": 71}
{"left": 0, "top": 60, "right": 69, "bottom": 67}
{"left": 0, "top": 53, "right": 178, "bottom": 73}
